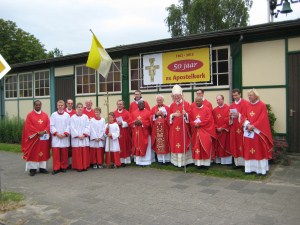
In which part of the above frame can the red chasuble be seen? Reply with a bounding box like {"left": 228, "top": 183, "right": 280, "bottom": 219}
{"left": 229, "top": 98, "right": 249, "bottom": 158}
{"left": 130, "top": 109, "right": 151, "bottom": 157}
{"left": 150, "top": 104, "right": 170, "bottom": 155}
{"left": 189, "top": 105, "right": 216, "bottom": 160}
{"left": 114, "top": 108, "right": 132, "bottom": 158}
{"left": 168, "top": 100, "right": 191, "bottom": 154}
{"left": 243, "top": 101, "right": 273, "bottom": 160}
{"left": 21, "top": 110, "right": 50, "bottom": 162}
{"left": 213, "top": 104, "right": 231, "bottom": 158}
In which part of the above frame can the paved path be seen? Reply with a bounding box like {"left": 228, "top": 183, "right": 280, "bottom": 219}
{"left": 0, "top": 151, "right": 299, "bottom": 225}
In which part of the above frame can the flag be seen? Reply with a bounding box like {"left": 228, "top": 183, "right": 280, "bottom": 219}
{"left": 86, "top": 34, "right": 113, "bottom": 78}
{"left": 0, "top": 54, "right": 11, "bottom": 80}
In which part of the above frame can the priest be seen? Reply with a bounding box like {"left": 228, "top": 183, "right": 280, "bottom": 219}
{"left": 229, "top": 88, "right": 249, "bottom": 166}
{"left": 150, "top": 94, "right": 170, "bottom": 165}
{"left": 243, "top": 89, "right": 273, "bottom": 175}
{"left": 212, "top": 95, "right": 231, "bottom": 165}
{"left": 21, "top": 100, "right": 51, "bottom": 176}
{"left": 189, "top": 97, "right": 216, "bottom": 168}
{"left": 130, "top": 100, "right": 153, "bottom": 166}
{"left": 169, "top": 84, "right": 193, "bottom": 167}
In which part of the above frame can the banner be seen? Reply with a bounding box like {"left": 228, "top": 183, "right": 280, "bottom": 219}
{"left": 143, "top": 47, "right": 211, "bottom": 85}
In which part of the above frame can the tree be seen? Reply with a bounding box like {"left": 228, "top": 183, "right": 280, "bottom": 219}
{"left": 165, "top": 0, "right": 252, "bottom": 37}
{"left": 0, "top": 19, "right": 63, "bottom": 65}
{"left": 47, "top": 48, "right": 63, "bottom": 58}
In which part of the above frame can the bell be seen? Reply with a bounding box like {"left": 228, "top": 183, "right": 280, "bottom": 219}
{"left": 280, "top": 0, "right": 293, "bottom": 15}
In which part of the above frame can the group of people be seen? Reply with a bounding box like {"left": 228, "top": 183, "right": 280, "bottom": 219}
{"left": 21, "top": 85, "right": 273, "bottom": 176}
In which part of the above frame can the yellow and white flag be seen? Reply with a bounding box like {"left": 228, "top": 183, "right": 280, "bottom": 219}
{"left": 86, "top": 34, "right": 112, "bottom": 78}
{"left": 0, "top": 54, "right": 11, "bottom": 80}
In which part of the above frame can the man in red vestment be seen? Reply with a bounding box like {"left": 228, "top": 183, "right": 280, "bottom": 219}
{"left": 83, "top": 99, "right": 95, "bottom": 120}
{"left": 114, "top": 99, "right": 132, "bottom": 166}
{"left": 212, "top": 95, "right": 232, "bottom": 165}
{"left": 129, "top": 90, "right": 151, "bottom": 113}
{"left": 243, "top": 89, "right": 273, "bottom": 175}
{"left": 189, "top": 97, "right": 216, "bottom": 168}
{"left": 229, "top": 88, "right": 249, "bottom": 166}
{"left": 169, "top": 85, "right": 193, "bottom": 167}
{"left": 21, "top": 100, "right": 51, "bottom": 176}
{"left": 131, "top": 101, "right": 153, "bottom": 166}
{"left": 190, "top": 89, "right": 213, "bottom": 111}
{"left": 150, "top": 94, "right": 170, "bottom": 165}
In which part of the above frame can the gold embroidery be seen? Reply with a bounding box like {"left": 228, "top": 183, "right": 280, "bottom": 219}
{"left": 175, "top": 126, "right": 181, "bottom": 131}
{"left": 176, "top": 143, "right": 181, "bottom": 148}
{"left": 249, "top": 111, "right": 255, "bottom": 117}
{"left": 38, "top": 119, "right": 43, "bottom": 124}
{"left": 250, "top": 148, "right": 255, "bottom": 154}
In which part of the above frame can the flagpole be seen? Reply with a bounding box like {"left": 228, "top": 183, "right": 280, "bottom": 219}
{"left": 106, "top": 87, "right": 112, "bottom": 168}
{"left": 182, "top": 94, "right": 187, "bottom": 174}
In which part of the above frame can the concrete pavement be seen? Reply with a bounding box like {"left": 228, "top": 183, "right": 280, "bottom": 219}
{"left": 0, "top": 151, "right": 299, "bottom": 225}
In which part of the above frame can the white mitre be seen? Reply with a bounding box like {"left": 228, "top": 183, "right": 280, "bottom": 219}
{"left": 172, "top": 84, "right": 182, "bottom": 95}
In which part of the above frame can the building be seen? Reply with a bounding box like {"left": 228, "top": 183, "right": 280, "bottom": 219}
{"left": 1, "top": 19, "right": 299, "bottom": 152}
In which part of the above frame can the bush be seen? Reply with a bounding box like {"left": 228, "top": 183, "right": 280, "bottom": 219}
{"left": 0, "top": 116, "right": 24, "bottom": 144}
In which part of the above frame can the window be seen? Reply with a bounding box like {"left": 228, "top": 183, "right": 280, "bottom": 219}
{"left": 99, "top": 60, "right": 121, "bottom": 93}
{"left": 35, "top": 70, "right": 50, "bottom": 97}
{"left": 4, "top": 74, "right": 17, "bottom": 98}
{"left": 129, "top": 57, "right": 155, "bottom": 91}
{"left": 76, "top": 65, "right": 96, "bottom": 94}
{"left": 19, "top": 72, "right": 33, "bottom": 98}
{"left": 211, "top": 47, "right": 229, "bottom": 86}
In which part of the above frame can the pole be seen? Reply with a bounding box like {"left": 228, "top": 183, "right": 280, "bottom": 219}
{"left": 182, "top": 95, "right": 187, "bottom": 174}
{"left": 106, "top": 87, "right": 112, "bottom": 168}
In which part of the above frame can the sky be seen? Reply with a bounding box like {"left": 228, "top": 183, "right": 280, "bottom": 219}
{"left": 1, "top": 0, "right": 300, "bottom": 55}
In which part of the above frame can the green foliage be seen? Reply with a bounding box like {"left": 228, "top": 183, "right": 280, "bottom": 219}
{"left": 165, "top": 0, "right": 250, "bottom": 37}
{"left": 0, "top": 19, "right": 63, "bottom": 64}
{"left": 0, "top": 116, "right": 24, "bottom": 144}
{"left": 47, "top": 48, "right": 63, "bottom": 58}
{"left": 0, "top": 143, "right": 21, "bottom": 153}
{"left": 266, "top": 104, "right": 276, "bottom": 136}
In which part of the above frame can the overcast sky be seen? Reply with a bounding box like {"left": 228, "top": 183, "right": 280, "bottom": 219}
{"left": 1, "top": 0, "right": 300, "bottom": 55}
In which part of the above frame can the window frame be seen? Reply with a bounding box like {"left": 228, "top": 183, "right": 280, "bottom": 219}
{"left": 75, "top": 64, "right": 97, "bottom": 96}
{"left": 19, "top": 72, "right": 33, "bottom": 98}
{"left": 98, "top": 59, "right": 122, "bottom": 94}
{"left": 34, "top": 70, "right": 50, "bottom": 97}
{"left": 4, "top": 74, "right": 18, "bottom": 99}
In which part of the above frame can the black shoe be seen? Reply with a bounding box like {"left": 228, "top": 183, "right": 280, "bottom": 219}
{"left": 29, "top": 169, "right": 36, "bottom": 176}
{"left": 60, "top": 168, "right": 67, "bottom": 173}
{"left": 77, "top": 169, "right": 82, "bottom": 172}
{"left": 39, "top": 168, "right": 49, "bottom": 174}
{"left": 121, "top": 163, "right": 126, "bottom": 167}
{"left": 52, "top": 170, "right": 60, "bottom": 175}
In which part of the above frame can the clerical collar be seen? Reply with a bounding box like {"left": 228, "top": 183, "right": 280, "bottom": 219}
{"left": 95, "top": 117, "right": 101, "bottom": 120}
{"left": 235, "top": 98, "right": 241, "bottom": 104}
{"left": 34, "top": 109, "right": 42, "bottom": 114}
{"left": 85, "top": 108, "right": 92, "bottom": 112}
{"left": 139, "top": 108, "right": 145, "bottom": 111}
{"left": 134, "top": 98, "right": 143, "bottom": 104}
{"left": 57, "top": 110, "right": 64, "bottom": 115}
{"left": 197, "top": 105, "right": 203, "bottom": 109}
{"left": 176, "top": 99, "right": 183, "bottom": 105}
{"left": 118, "top": 109, "right": 123, "bottom": 113}
{"left": 250, "top": 99, "right": 260, "bottom": 105}
{"left": 218, "top": 104, "right": 224, "bottom": 108}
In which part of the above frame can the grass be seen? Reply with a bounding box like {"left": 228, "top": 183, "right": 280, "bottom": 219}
{"left": 0, "top": 191, "right": 24, "bottom": 213}
{"left": 127, "top": 162, "right": 270, "bottom": 181}
{"left": 0, "top": 143, "right": 21, "bottom": 153}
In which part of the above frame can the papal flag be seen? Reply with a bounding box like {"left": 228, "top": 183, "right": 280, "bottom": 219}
{"left": 0, "top": 54, "right": 11, "bottom": 80}
{"left": 86, "top": 34, "right": 113, "bottom": 78}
